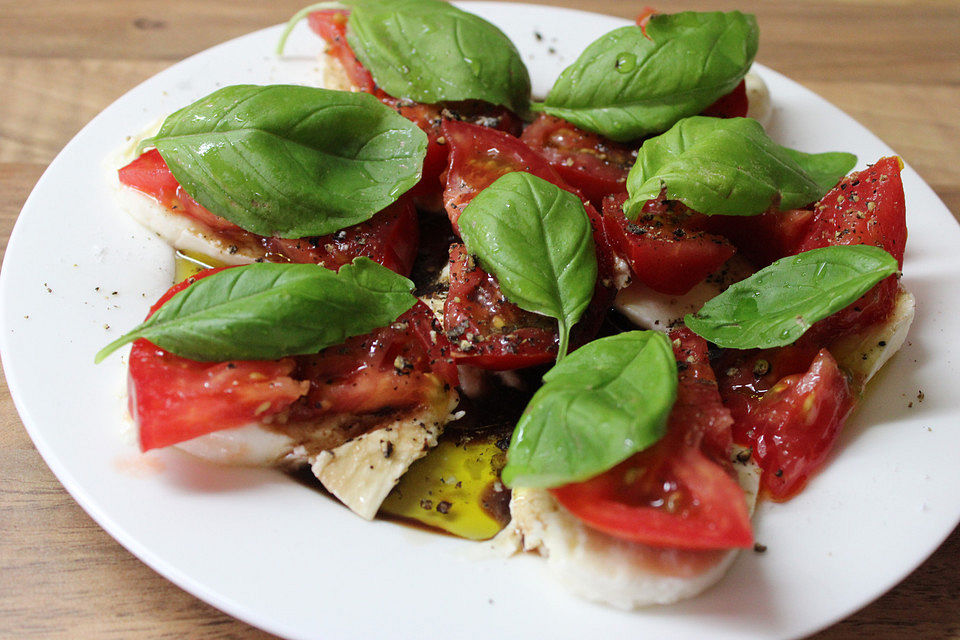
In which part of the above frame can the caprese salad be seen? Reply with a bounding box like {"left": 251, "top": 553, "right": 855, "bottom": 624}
{"left": 97, "top": 0, "right": 913, "bottom": 608}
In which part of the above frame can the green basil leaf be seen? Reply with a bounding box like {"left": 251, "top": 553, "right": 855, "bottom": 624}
{"left": 623, "top": 116, "right": 857, "bottom": 217}
{"left": 538, "top": 11, "right": 758, "bottom": 142}
{"left": 95, "top": 258, "right": 416, "bottom": 363}
{"left": 346, "top": 0, "right": 531, "bottom": 114}
{"left": 457, "top": 172, "right": 597, "bottom": 361}
{"left": 151, "top": 84, "right": 427, "bottom": 239}
{"left": 684, "top": 245, "right": 899, "bottom": 349}
{"left": 501, "top": 331, "right": 677, "bottom": 489}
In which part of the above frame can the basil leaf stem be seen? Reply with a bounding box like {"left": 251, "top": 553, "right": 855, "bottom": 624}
{"left": 150, "top": 85, "right": 427, "bottom": 239}
{"left": 457, "top": 172, "right": 597, "bottom": 362}
{"left": 95, "top": 258, "right": 417, "bottom": 363}
{"left": 540, "top": 12, "right": 758, "bottom": 142}
{"left": 502, "top": 331, "right": 677, "bottom": 488}
{"left": 624, "top": 116, "right": 857, "bottom": 218}
{"left": 684, "top": 245, "right": 899, "bottom": 349}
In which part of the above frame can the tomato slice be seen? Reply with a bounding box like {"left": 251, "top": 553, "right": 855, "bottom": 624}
{"left": 797, "top": 156, "right": 907, "bottom": 341}
{"left": 307, "top": 9, "right": 376, "bottom": 92}
{"left": 441, "top": 119, "right": 578, "bottom": 232}
{"left": 551, "top": 328, "right": 753, "bottom": 550}
{"left": 264, "top": 198, "right": 419, "bottom": 276}
{"left": 720, "top": 347, "right": 853, "bottom": 500}
{"left": 705, "top": 207, "right": 815, "bottom": 268}
{"left": 700, "top": 79, "right": 749, "bottom": 119}
{"left": 520, "top": 114, "right": 636, "bottom": 208}
{"left": 288, "top": 301, "right": 458, "bottom": 420}
{"left": 130, "top": 269, "right": 457, "bottom": 450}
{"left": 443, "top": 243, "right": 558, "bottom": 370}
{"left": 118, "top": 148, "right": 242, "bottom": 233}
{"left": 601, "top": 192, "right": 736, "bottom": 295}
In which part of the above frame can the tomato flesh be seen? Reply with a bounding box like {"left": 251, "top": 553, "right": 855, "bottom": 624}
{"left": 551, "top": 328, "right": 752, "bottom": 550}
{"left": 797, "top": 156, "right": 906, "bottom": 341}
{"left": 720, "top": 347, "right": 853, "bottom": 500}
{"left": 601, "top": 193, "right": 736, "bottom": 295}
{"left": 307, "top": 10, "right": 376, "bottom": 92}
{"left": 520, "top": 113, "right": 636, "bottom": 208}
{"left": 700, "top": 80, "right": 749, "bottom": 119}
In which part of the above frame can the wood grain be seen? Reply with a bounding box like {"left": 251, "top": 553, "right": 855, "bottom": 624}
{"left": 1, "top": 1, "right": 957, "bottom": 638}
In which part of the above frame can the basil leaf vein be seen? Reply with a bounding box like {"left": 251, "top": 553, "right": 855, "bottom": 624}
{"left": 457, "top": 172, "right": 597, "bottom": 361}
{"left": 684, "top": 245, "right": 899, "bottom": 349}
{"left": 623, "top": 116, "right": 857, "bottom": 217}
{"left": 95, "top": 258, "right": 416, "bottom": 362}
{"left": 150, "top": 85, "right": 427, "bottom": 238}
{"left": 346, "top": 0, "right": 531, "bottom": 114}
{"left": 539, "top": 11, "right": 758, "bottom": 142}
{"left": 501, "top": 331, "right": 677, "bottom": 488}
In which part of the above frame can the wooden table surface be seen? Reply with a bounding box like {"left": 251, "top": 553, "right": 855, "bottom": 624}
{"left": 1, "top": 1, "right": 958, "bottom": 637}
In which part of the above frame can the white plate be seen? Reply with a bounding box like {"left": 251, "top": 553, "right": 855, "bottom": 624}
{"left": 2, "top": 4, "right": 958, "bottom": 639}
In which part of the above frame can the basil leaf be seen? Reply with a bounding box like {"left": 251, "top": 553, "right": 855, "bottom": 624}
{"left": 684, "top": 245, "right": 899, "bottom": 349}
{"left": 457, "top": 172, "right": 597, "bottom": 361}
{"left": 346, "top": 0, "right": 531, "bottom": 114}
{"left": 95, "top": 258, "right": 416, "bottom": 362}
{"left": 623, "top": 116, "right": 857, "bottom": 217}
{"left": 501, "top": 331, "right": 677, "bottom": 489}
{"left": 151, "top": 85, "right": 427, "bottom": 239}
{"left": 538, "top": 12, "right": 758, "bottom": 142}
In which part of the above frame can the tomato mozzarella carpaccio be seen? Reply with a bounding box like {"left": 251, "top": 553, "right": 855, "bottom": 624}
{"left": 551, "top": 328, "right": 753, "bottom": 549}
{"left": 118, "top": 148, "right": 420, "bottom": 276}
{"left": 129, "top": 267, "right": 458, "bottom": 452}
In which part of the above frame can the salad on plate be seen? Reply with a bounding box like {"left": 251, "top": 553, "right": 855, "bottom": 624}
{"left": 95, "top": 0, "right": 914, "bottom": 609}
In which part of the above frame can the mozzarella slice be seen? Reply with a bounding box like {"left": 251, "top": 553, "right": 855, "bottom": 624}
{"left": 495, "top": 447, "right": 759, "bottom": 608}
{"left": 614, "top": 256, "right": 755, "bottom": 332}
{"left": 830, "top": 287, "right": 915, "bottom": 394}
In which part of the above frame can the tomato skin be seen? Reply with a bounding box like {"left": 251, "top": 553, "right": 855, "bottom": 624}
{"left": 601, "top": 193, "right": 736, "bottom": 295}
{"left": 551, "top": 328, "right": 753, "bottom": 550}
{"left": 797, "top": 156, "right": 907, "bottom": 341}
{"left": 264, "top": 198, "right": 419, "bottom": 276}
{"left": 520, "top": 114, "right": 636, "bottom": 208}
{"left": 705, "top": 208, "right": 814, "bottom": 268}
{"left": 723, "top": 349, "right": 853, "bottom": 500}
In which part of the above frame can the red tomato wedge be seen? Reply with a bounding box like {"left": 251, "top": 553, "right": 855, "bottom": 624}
{"left": 129, "top": 269, "right": 457, "bottom": 451}
{"left": 551, "top": 328, "right": 753, "bottom": 550}
{"left": 720, "top": 347, "right": 853, "bottom": 501}
{"left": 520, "top": 114, "right": 636, "bottom": 208}
{"left": 118, "top": 149, "right": 419, "bottom": 275}
{"left": 264, "top": 198, "right": 419, "bottom": 276}
{"left": 797, "top": 156, "right": 907, "bottom": 341}
{"left": 705, "top": 207, "right": 815, "bottom": 268}
{"left": 307, "top": 9, "right": 375, "bottom": 92}
{"left": 601, "top": 193, "right": 736, "bottom": 295}
{"left": 443, "top": 243, "right": 559, "bottom": 370}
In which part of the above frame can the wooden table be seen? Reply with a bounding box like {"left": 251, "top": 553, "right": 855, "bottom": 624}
{"left": 1, "top": 1, "right": 957, "bottom": 637}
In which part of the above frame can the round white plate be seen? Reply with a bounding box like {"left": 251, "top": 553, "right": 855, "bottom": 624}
{"left": 2, "top": 4, "right": 958, "bottom": 639}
